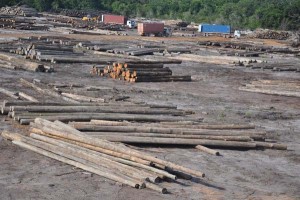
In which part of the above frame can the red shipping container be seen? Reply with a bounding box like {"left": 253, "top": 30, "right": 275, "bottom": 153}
{"left": 102, "top": 14, "right": 127, "bottom": 25}
{"left": 138, "top": 22, "right": 164, "bottom": 36}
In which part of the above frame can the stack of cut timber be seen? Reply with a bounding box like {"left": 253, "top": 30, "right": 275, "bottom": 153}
{"left": 68, "top": 120, "right": 287, "bottom": 152}
{"left": 0, "top": 5, "right": 38, "bottom": 17}
{"left": 91, "top": 62, "right": 191, "bottom": 83}
{"left": 242, "top": 62, "right": 300, "bottom": 72}
{"left": 239, "top": 80, "right": 300, "bottom": 98}
{"left": 254, "top": 30, "right": 290, "bottom": 40}
{"left": 2, "top": 118, "right": 206, "bottom": 193}
{"left": 1, "top": 100, "right": 197, "bottom": 125}
{"left": 0, "top": 52, "right": 47, "bottom": 72}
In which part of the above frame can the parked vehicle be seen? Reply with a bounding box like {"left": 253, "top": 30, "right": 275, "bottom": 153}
{"left": 198, "top": 24, "right": 231, "bottom": 37}
{"left": 101, "top": 14, "right": 127, "bottom": 25}
{"left": 127, "top": 20, "right": 136, "bottom": 28}
{"left": 138, "top": 22, "right": 171, "bottom": 37}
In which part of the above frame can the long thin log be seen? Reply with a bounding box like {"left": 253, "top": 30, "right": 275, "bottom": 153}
{"left": 2, "top": 101, "right": 144, "bottom": 107}
{"left": 0, "top": 87, "right": 19, "bottom": 99}
{"left": 34, "top": 118, "right": 205, "bottom": 177}
{"left": 11, "top": 106, "right": 186, "bottom": 115}
{"left": 61, "top": 93, "right": 105, "bottom": 103}
{"left": 17, "top": 92, "right": 39, "bottom": 102}
{"left": 255, "top": 142, "right": 287, "bottom": 150}
{"left": 20, "top": 78, "right": 79, "bottom": 103}
{"left": 84, "top": 132, "right": 253, "bottom": 141}
{"left": 70, "top": 124, "right": 256, "bottom": 136}
{"left": 195, "top": 145, "right": 220, "bottom": 156}
{"left": 51, "top": 57, "right": 110, "bottom": 64}
{"left": 19, "top": 114, "right": 199, "bottom": 125}
{"left": 87, "top": 135, "right": 257, "bottom": 148}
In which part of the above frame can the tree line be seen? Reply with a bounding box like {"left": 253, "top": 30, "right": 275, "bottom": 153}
{"left": 1, "top": 0, "right": 299, "bottom": 30}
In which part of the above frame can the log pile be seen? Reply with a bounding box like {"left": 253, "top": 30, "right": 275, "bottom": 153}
{"left": 0, "top": 15, "right": 49, "bottom": 30}
{"left": 0, "top": 98, "right": 197, "bottom": 125}
{"left": 0, "top": 5, "right": 38, "bottom": 17}
{"left": 0, "top": 52, "right": 50, "bottom": 72}
{"left": 1, "top": 118, "right": 206, "bottom": 193}
{"left": 254, "top": 30, "right": 290, "bottom": 40}
{"left": 68, "top": 120, "right": 287, "bottom": 152}
{"left": 239, "top": 80, "right": 300, "bottom": 98}
{"left": 91, "top": 62, "right": 192, "bottom": 83}
{"left": 235, "top": 61, "right": 300, "bottom": 73}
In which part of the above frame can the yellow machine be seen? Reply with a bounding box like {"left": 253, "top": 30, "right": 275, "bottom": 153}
{"left": 82, "top": 15, "right": 98, "bottom": 21}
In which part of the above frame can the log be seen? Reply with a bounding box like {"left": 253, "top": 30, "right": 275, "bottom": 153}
{"left": 19, "top": 113, "right": 199, "bottom": 125}
{"left": 12, "top": 106, "right": 185, "bottom": 116}
{"left": 239, "top": 86, "right": 300, "bottom": 98}
{"left": 61, "top": 93, "right": 105, "bottom": 103}
{"left": 87, "top": 135, "right": 257, "bottom": 148}
{"left": 17, "top": 92, "right": 39, "bottom": 102}
{"left": 34, "top": 118, "right": 205, "bottom": 177}
{"left": 0, "top": 87, "right": 19, "bottom": 99}
{"left": 70, "top": 124, "right": 256, "bottom": 136}
{"left": 84, "top": 132, "right": 252, "bottom": 141}
{"left": 20, "top": 78, "right": 79, "bottom": 103}
{"left": 124, "top": 64, "right": 164, "bottom": 68}
{"left": 195, "top": 145, "right": 220, "bottom": 156}
{"left": 135, "top": 76, "right": 192, "bottom": 82}
{"left": 51, "top": 57, "right": 110, "bottom": 64}
{"left": 2, "top": 100, "right": 144, "bottom": 107}
{"left": 255, "top": 142, "right": 287, "bottom": 150}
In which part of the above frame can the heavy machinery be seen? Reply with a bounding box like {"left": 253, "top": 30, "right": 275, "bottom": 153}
{"left": 82, "top": 14, "right": 98, "bottom": 21}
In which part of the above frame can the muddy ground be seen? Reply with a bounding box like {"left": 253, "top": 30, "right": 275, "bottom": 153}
{"left": 0, "top": 30, "right": 299, "bottom": 200}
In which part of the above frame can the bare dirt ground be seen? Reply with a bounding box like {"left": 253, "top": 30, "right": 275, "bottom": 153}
{"left": 0, "top": 30, "right": 299, "bottom": 200}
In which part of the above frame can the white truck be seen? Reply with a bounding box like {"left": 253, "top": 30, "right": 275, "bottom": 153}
{"left": 127, "top": 20, "right": 137, "bottom": 29}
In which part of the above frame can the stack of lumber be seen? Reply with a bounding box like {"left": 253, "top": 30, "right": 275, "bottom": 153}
{"left": 254, "top": 30, "right": 290, "bottom": 40}
{"left": 239, "top": 80, "right": 300, "bottom": 98}
{"left": 68, "top": 120, "right": 287, "bottom": 152}
{"left": 91, "top": 62, "right": 192, "bottom": 83}
{"left": 1, "top": 118, "right": 206, "bottom": 193}
{"left": 0, "top": 5, "right": 38, "bottom": 17}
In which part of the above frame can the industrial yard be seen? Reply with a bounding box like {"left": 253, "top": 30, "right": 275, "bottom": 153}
{"left": 0, "top": 5, "right": 300, "bottom": 200}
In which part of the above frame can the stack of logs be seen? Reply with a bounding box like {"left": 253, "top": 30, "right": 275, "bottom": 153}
{"left": 254, "top": 30, "right": 290, "bottom": 40}
{"left": 91, "top": 62, "right": 192, "bottom": 82}
{"left": 0, "top": 5, "right": 38, "bottom": 17}
{"left": 68, "top": 120, "right": 287, "bottom": 152}
{"left": 239, "top": 80, "right": 300, "bottom": 98}
{"left": 0, "top": 100, "right": 197, "bottom": 125}
{"left": 1, "top": 118, "right": 206, "bottom": 193}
